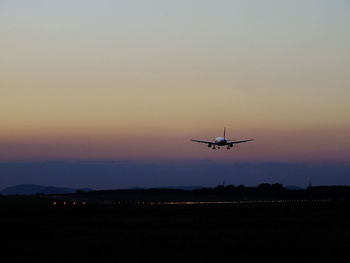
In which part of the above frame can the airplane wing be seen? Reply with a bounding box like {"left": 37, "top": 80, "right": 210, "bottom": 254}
{"left": 190, "top": 139, "right": 217, "bottom": 145}
{"left": 227, "top": 139, "right": 254, "bottom": 144}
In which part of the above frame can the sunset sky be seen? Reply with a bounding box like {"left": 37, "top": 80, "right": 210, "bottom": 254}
{"left": 1, "top": 0, "right": 350, "bottom": 167}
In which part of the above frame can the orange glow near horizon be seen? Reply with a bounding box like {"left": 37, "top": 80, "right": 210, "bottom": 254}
{"left": 1, "top": 127, "right": 349, "bottom": 163}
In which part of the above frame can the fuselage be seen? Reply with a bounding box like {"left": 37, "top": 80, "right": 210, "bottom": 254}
{"left": 215, "top": 137, "right": 227, "bottom": 145}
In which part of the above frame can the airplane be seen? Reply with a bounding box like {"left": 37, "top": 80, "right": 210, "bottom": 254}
{"left": 191, "top": 128, "right": 254, "bottom": 150}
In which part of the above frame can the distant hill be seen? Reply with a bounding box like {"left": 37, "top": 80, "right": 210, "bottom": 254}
{"left": 0, "top": 184, "right": 91, "bottom": 195}
{"left": 151, "top": 186, "right": 203, "bottom": 190}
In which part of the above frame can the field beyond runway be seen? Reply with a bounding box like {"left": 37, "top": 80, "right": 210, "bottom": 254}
{"left": 1, "top": 195, "right": 350, "bottom": 262}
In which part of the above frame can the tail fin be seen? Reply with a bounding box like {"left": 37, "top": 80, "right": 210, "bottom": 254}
{"left": 223, "top": 127, "right": 226, "bottom": 139}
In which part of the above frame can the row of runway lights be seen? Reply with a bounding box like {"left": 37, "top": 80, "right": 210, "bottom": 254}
{"left": 52, "top": 201, "right": 86, "bottom": 205}
{"left": 52, "top": 199, "right": 331, "bottom": 206}
{"left": 149, "top": 200, "right": 331, "bottom": 205}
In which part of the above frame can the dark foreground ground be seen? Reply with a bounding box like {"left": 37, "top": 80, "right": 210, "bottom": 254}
{"left": 1, "top": 196, "right": 350, "bottom": 262}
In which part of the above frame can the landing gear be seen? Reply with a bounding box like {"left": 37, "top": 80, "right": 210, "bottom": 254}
{"left": 212, "top": 146, "right": 216, "bottom": 150}
{"left": 227, "top": 146, "right": 230, "bottom": 149}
